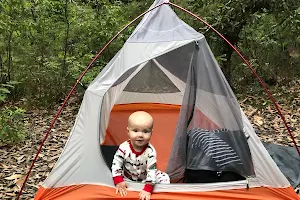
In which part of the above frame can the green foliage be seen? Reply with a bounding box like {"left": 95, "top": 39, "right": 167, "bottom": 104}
{"left": 232, "top": 0, "right": 300, "bottom": 93}
{"left": 0, "top": 80, "right": 26, "bottom": 145}
{"left": 0, "top": 81, "right": 19, "bottom": 102}
{"left": 174, "top": 0, "right": 300, "bottom": 92}
{"left": 0, "top": 107, "right": 26, "bottom": 145}
{"left": 0, "top": 0, "right": 299, "bottom": 106}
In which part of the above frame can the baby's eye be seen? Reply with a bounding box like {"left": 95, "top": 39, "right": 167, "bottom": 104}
{"left": 143, "top": 130, "right": 150, "bottom": 133}
{"left": 133, "top": 129, "right": 138, "bottom": 132}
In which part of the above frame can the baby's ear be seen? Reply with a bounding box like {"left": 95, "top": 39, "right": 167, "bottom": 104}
{"left": 127, "top": 127, "right": 130, "bottom": 137}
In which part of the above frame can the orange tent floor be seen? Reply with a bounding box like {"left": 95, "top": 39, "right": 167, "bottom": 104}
{"left": 35, "top": 184, "right": 300, "bottom": 200}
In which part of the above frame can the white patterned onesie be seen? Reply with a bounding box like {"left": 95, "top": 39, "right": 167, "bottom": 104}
{"left": 111, "top": 140, "right": 170, "bottom": 193}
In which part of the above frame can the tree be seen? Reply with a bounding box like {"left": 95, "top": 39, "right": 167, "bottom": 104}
{"left": 0, "top": 0, "right": 25, "bottom": 82}
{"left": 62, "top": 0, "right": 70, "bottom": 78}
{"left": 0, "top": 0, "right": 298, "bottom": 106}
{"left": 172, "top": 0, "right": 300, "bottom": 89}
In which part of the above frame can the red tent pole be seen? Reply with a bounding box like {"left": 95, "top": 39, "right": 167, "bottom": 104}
{"left": 168, "top": 1, "right": 300, "bottom": 156}
{"left": 16, "top": 2, "right": 168, "bottom": 199}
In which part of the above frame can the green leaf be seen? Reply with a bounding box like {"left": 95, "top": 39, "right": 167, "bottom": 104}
{"left": 0, "top": 84, "right": 14, "bottom": 88}
{"left": 0, "top": 96, "right": 6, "bottom": 102}
{"left": 0, "top": 88, "right": 10, "bottom": 94}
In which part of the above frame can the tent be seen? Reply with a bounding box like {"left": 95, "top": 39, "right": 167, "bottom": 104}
{"left": 34, "top": 0, "right": 300, "bottom": 199}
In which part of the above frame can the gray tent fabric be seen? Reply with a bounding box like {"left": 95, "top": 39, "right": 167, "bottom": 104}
{"left": 263, "top": 142, "right": 300, "bottom": 188}
{"left": 128, "top": 0, "right": 200, "bottom": 43}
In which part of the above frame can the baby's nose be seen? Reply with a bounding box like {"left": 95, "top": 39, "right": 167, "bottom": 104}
{"left": 137, "top": 131, "right": 144, "bottom": 136}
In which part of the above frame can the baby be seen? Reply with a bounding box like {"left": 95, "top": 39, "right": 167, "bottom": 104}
{"left": 111, "top": 111, "right": 170, "bottom": 200}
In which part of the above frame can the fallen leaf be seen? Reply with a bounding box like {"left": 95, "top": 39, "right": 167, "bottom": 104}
{"left": 16, "top": 176, "right": 26, "bottom": 188}
{"left": 291, "top": 118, "right": 297, "bottom": 123}
{"left": 254, "top": 116, "right": 264, "bottom": 125}
{"left": 13, "top": 185, "right": 20, "bottom": 192}
{"left": 4, "top": 174, "right": 23, "bottom": 181}
{"left": 38, "top": 154, "right": 44, "bottom": 158}
{"left": 1, "top": 164, "right": 9, "bottom": 170}
{"left": 5, "top": 193, "right": 16, "bottom": 197}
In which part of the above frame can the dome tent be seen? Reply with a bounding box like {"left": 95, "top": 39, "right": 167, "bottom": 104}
{"left": 32, "top": 0, "right": 299, "bottom": 199}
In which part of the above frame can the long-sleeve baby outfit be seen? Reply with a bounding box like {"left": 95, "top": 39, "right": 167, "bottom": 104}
{"left": 112, "top": 140, "right": 170, "bottom": 193}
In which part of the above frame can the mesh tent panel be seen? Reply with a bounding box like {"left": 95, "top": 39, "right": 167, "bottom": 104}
{"left": 165, "top": 40, "right": 254, "bottom": 179}
{"left": 123, "top": 60, "right": 180, "bottom": 93}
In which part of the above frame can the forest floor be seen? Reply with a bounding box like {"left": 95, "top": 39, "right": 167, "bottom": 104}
{"left": 0, "top": 81, "right": 300, "bottom": 199}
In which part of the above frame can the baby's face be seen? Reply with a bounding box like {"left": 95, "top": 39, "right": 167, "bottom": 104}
{"left": 127, "top": 116, "right": 153, "bottom": 151}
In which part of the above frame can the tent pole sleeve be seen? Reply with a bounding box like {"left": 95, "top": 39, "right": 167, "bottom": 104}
{"left": 168, "top": 1, "right": 300, "bottom": 156}
{"left": 16, "top": 2, "right": 168, "bottom": 200}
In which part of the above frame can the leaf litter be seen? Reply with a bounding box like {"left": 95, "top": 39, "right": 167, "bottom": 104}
{"left": 0, "top": 95, "right": 79, "bottom": 199}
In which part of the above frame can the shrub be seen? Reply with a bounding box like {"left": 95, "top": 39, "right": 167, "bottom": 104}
{"left": 0, "top": 107, "right": 26, "bottom": 145}
{"left": 0, "top": 81, "right": 27, "bottom": 145}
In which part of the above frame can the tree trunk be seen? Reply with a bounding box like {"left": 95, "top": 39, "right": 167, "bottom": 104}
{"left": 7, "top": 31, "right": 13, "bottom": 81}
{"left": 220, "top": 19, "right": 247, "bottom": 87}
{"left": 62, "top": 0, "right": 70, "bottom": 77}
{"left": 221, "top": 45, "right": 234, "bottom": 85}
{"left": 30, "top": 0, "right": 45, "bottom": 69}
{"left": 0, "top": 54, "right": 3, "bottom": 83}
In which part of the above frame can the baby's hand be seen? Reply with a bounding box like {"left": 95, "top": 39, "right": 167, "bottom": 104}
{"left": 139, "top": 190, "right": 151, "bottom": 200}
{"left": 116, "top": 181, "right": 128, "bottom": 196}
